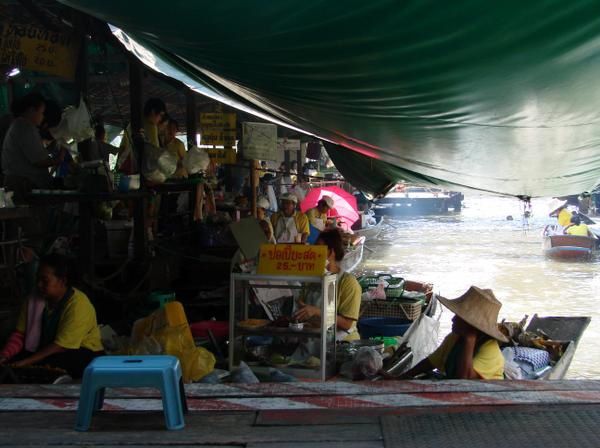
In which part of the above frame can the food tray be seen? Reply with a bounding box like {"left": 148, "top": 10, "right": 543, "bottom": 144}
{"left": 360, "top": 298, "right": 423, "bottom": 321}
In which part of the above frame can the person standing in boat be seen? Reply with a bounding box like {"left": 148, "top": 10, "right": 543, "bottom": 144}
{"left": 564, "top": 214, "right": 593, "bottom": 237}
{"left": 396, "top": 287, "right": 507, "bottom": 380}
{"left": 306, "top": 195, "right": 334, "bottom": 244}
{"left": 270, "top": 193, "right": 310, "bottom": 243}
{"left": 548, "top": 199, "right": 571, "bottom": 233}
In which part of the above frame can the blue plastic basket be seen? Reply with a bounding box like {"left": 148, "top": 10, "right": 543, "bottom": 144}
{"left": 358, "top": 317, "right": 412, "bottom": 338}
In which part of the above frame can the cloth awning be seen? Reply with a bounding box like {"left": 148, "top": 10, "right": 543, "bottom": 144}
{"left": 61, "top": 0, "right": 600, "bottom": 197}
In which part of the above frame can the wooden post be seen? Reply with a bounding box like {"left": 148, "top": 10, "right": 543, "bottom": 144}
{"left": 251, "top": 160, "right": 258, "bottom": 218}
{"left": 186, "top": 90, "right": 198, "bottom": 226}
{"left": 186, "top": 90, "right": 197, "bottom": 147}
{"left": 129, "top": 59, "right": 146, "bottom": 260}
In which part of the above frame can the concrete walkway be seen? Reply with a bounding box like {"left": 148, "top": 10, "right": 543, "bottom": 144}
{"left": 1, "top": 380, "right": 600, "bottom": 446}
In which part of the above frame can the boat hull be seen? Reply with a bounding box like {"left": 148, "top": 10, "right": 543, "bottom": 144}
{"left": 543, "top": 235, "right": 595, "bottom": 260}
{"left": 373, "top": 195, "right": 463, "bottom": 216}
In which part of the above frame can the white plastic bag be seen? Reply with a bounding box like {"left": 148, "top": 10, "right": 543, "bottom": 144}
{"left": 183, "top": 145, "right": 210, "bottom": 175}
{"left": 143, "top": 143, "right": 177, "bottom": 184}
{"left": 406, "top": 314, "right": 440, "bottom": 368}
{"left": 49, "top": 98, "right": 93, "bottom": 143}
{"left": 351, "top": 347, "right": 383, "bottom": 380}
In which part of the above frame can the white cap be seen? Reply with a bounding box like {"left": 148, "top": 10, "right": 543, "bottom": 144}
{"left": 257, "top": 196, "right": 270, "bottom": 209}
{"left": 280, "top": 193, "right": 298, "bottom": 204}
{"left": 320, "top": 195, "right": 334, "bottom": 208}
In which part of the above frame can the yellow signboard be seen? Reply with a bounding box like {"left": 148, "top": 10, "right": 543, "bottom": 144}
{"left": 0, "top": 22, "right": 80, "bottom": 79}
{"left": 200, "top": 113, "right": 237, "bottom": 147}
{"left": 207, "top": 147, "right": 236, "bottom": 165}
{"left": 257, "top": 244, "right": 327, "bottom": 277}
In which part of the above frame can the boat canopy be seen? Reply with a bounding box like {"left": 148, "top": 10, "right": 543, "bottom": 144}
{"left": 61, "top": 0, "right": 600, "bottom": 197}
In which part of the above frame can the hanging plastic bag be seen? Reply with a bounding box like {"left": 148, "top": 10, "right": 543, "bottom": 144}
{"left": 49, "top": 98, "right": 93, "bottom": 143}
{"left": 183, "top": 145, "right": 210, "bottom": 175}
{"left": 405, "top": 314, "right": 440, "bottom": 368}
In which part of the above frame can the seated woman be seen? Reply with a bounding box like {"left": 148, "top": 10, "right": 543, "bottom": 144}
{"left": 293, "top": 228, "right": 361, "bottom": 341}
{"left": 398, "top": 286, "right": 507, "bottom": 380}
{"left": 0, "top": 254, "right": 104, "bottom": 379}
{"left": 564, "top": 214, "right": 593, "bottom": 237}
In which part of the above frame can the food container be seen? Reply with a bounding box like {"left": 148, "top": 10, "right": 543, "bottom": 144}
{"left": 288, "top": 322, "right": 304, "bottom": 332}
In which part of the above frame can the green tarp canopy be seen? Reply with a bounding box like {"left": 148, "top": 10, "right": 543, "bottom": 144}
{"left": 61, "top": 0, "right": 600, "bottom": 197}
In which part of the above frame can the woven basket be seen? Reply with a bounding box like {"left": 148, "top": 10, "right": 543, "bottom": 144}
{"left": 360, "top": 299, "right": 423, "bottom": 321}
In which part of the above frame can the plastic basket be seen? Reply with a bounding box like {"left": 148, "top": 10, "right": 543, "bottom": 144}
{"left": 360, "top": 298, "right": 423, "bottom": 321}
{"left": 358, "top": 318, "right": 412, "bottom": 338}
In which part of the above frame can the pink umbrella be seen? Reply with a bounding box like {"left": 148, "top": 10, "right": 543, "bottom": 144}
{"left": 300, "top": 186, "right": 359, "bottom": 226}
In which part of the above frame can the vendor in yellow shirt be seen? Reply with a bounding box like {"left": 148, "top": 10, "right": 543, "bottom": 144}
{"left": 565, "top": 214, "right": 593, "bottom": 237}
{"left": 270, "top": 193, "right": 310, "bottom": 243}
{"left": 294, "top": 229, "right": 361, "bottom": 341}
{"left": 548, "top": 199, "right": 571, "bottom": 229}
{"left": 0, "top": 254, "right": 104, "bottom": 379}
{"left": 117, "top": 97, "right": 166, "bottom": 173}
{"left": 306, "top": 195, "right": 334, "bottom": 244}
{"left": 164, "top": 118, "right": 188, "bottom": 179}
{"left": 397, "top": 286, "right": 507, "bottom": 380}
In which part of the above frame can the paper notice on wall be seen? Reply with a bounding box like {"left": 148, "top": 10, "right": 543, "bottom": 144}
{"left": 277, "top": 138, "right": 301, "bottom": 152}
{"left": 242, "top": 122, "right": 277, "bottom": 160}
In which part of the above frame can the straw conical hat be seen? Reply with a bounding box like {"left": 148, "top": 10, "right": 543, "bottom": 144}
{"left": 438, "top": 286, "right": 508, "bottom": 342}
{"left": 548, "top": 198, "right": 568, "bottom": 216}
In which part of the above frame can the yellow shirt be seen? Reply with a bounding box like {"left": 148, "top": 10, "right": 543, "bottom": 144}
{"left": 566, "top": 224, "right": 589, "bottom": 236}
{"left": 16, "top": 288, "right": 103, "bottom": 352}
{"left": 306, "top": 208, "right": 328, "bottom": 229}
{"left": 271, "top": 211, "right": 310, "bottom": 238}
{"left": 428, "top": 333, "right": 504, "bottom": 380}
{"left": 557, "top": 209, "right": 571, "bottom": 227}
{"left": 165, "top": 138, "right": 188, "bottom": 178}
{"left": 337, "top": 272, "right": 362, "bottom": 341}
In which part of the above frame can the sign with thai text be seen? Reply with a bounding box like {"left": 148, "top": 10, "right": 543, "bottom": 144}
{"left": 207, "top": 147, "right": 236, "bottom": 164}
{"left": 200, "top": 113, "right": 236, "bottom": 147}
{"left": 277, "top": 138, "right": 301, "bottom": 152}
{"left": 257, "top": 244, "right": 327, "bottom": 276}
{"left": 242, "top": 122, "right": 277, "bottom": 160}
{"left": 0, "top": 22, "right": 80, "bottom": 79}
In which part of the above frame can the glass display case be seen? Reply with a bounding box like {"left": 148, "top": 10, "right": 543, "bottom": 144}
{"left": 229, "top": 273, "right": 337, "bottom": 381}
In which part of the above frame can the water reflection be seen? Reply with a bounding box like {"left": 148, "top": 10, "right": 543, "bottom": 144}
{"left": 360, "top": 195, "right": 598, "bottom": 379}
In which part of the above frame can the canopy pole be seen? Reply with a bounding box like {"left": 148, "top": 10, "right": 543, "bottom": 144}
{"left": 186, "top": 90, "right": 197, "bottom": 147}
{"left": 129, "top": 58, "right": 147, "bottom": 260}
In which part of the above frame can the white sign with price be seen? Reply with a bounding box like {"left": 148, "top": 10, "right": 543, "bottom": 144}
{"left": 242, "top": 122, "right": 277, "bottom": 160}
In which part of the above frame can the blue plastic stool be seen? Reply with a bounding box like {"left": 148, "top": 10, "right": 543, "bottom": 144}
{"left": 75, "top": 355, "right": 187, "bottom": 431}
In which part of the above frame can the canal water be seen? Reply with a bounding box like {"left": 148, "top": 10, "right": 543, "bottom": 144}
{"left": 361, "top": 194, "right": 599, "bottom": 379}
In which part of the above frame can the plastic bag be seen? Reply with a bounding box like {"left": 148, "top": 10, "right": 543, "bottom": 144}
{"left": 129, "top": 302, "right": 216, "bottom": 382}
{"left": 230, "top": 361, "right": 260, "bottom": 384}
{"left": 406, "top": 315, "right": 440, "bottom": 368}
{"left": 143, "top": 143, "right": 177, "bottom": 184}
{"left": 49, "top": 98, "right": 93, "bottom": 143}
{"left": 351, "top": 347, "right": 383, "bottom": 380}
{"left": 183, "top": 145, "right": 210, "bottom": 175}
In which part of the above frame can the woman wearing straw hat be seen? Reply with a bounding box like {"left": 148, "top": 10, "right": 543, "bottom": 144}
{"left": 399, "top": 287, "right": 508, "bottom": 380}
